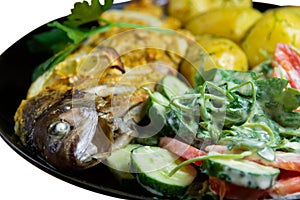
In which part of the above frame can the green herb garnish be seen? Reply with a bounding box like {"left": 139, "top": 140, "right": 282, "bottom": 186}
{"left": 64, "top": 0, "right": 113, "bottom": 27}
{"left": 30, "top": 0, "right": 115, "bottom": 80}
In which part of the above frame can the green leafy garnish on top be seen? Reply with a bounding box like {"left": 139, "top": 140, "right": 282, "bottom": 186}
{"left": 64, "top": 0, "right": 113, "bottom": 27}
{"left": 30, "top": 0, "right": 115, "bottom": 80}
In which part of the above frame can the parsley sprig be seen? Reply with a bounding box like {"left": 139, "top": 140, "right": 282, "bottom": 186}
{"left": 31, "top": 0, "right": 115, "bottom": 80}
{"left": 65, "top": 0, "right": 113, "bottom": 27}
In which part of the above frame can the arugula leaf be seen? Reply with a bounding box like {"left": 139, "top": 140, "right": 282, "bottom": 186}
{"left": 200, "top": 68, "right": 259, "bottom": 86}
{"left": 224, "top": 93, "right": 252, "bottom": 127}
{"left": 64, "top": 0, "right": 114, "bottom": 27}
{"left": 279, "top": 127, "right": 300, "bottom": 138}
{"left": 198, "top": 68, "right": 260, "bottom": 97}
{"left": 255, "top": 78, "right": 288, "bottom": 103}
{"left": 256, "top": 78, "right": 300, "bottom": 112}
{"left": 275, "top": 87, "right": 300, "bottom": 112}
{"left": 273, "top": 111, "right": 300, "bottom": 128}
{"left": 166, "top": 108, "right": 199, "bottom": 143}
{"left": 255, "top": 78, "right": 300, "bottom": 128}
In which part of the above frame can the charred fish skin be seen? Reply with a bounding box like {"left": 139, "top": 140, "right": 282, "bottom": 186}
{"left": 32, "top": 91, "right": 111, "bottom": 170}
{"left": 15, "top": 90, "right": 113, "bottom": 170}
{"left": 14, "top": 90, "right": 66, "bottom": 148}
{"left": 14, "top": 86, "right": 146, "bottom": 171}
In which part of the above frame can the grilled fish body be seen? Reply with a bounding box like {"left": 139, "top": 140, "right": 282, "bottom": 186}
{"left": 14, "top": 27, "right": 190, "bottom": 170}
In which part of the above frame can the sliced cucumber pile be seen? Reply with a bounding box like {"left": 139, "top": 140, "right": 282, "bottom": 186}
{"left": 201, "top": 157, "right": 280, "bottom": 190}
{"left": 131, "top": 146, "right": 197, "bottom": 197}
{"left": 106, "top": 144, "right": 141, "bottom": 181}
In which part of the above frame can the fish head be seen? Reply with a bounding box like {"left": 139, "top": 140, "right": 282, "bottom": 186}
{"left": 32, "top": 91, "right": 112, "bottom": 170}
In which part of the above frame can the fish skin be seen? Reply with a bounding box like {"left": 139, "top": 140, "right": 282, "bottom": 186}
{"left": 14, "top": 60, "right": 176, "bottom": 170}
{"left": 32, "top": 90, "right": 112, "bottom": 170}
{"left": 14, "top": 29, "right": 190, "bottom": 170}
{"left": 14, "top": 90, "right": 103, "bottom": 169}
{"left": 14, "top": 90, "right": 66, "bottom": 147}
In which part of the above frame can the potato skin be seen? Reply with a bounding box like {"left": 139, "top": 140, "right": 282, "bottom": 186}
{"left": 180, "top": 35, "right": 248, "bottom": 86}
{"left": 168, "top": 0, "right": 252, "bottom": 24}
{"left": 242, "top": 7, "right": 300, "bottom": 67}
{"left": 124, "top": 0, "right": 163, "bottom": 18}
{"left": 185, "top": 7, "right": 262, "bottom": 43}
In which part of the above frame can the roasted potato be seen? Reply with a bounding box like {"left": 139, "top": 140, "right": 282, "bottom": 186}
{"left": 242, "top": 7, "right": 300, "bottom": 67}
{"left": 168, "top": 0, "right": 252, "bottom": 24}
{"left": 180, "top": 34, "right": 248, "bottom": 86}
{"left": 124, "top": 0, "right": 163, "bottom": 18}
{"left": 185, "top": 7, "right": 262, "bottom": 43}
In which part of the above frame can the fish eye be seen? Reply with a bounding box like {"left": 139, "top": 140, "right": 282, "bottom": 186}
{"left": 48, "top": 121, "right": 71, "bottom": 138}
{"left": 63, "top": 105, "right": 71, "bottom": 112}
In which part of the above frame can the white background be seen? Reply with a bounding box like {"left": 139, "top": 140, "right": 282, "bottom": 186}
{"left": 0, "top": 1, "right": 300, "bottom": 200}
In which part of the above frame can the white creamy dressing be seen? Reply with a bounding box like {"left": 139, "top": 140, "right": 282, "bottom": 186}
{"left": 212, "top": 158, "right": 279, "bottom": 189}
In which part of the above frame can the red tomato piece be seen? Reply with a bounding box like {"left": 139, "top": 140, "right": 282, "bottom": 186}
{"left": 209, "top": 176, "right": 267, "bottom": 200}
{"left": 269, "top": 176, "right": 300, "bottom": 198}
{"left": 273, "top": 43, "right": 300, "bottom": 89}
{"left": 159, "top": 136, "right": 206, "bottom": 166}
{"left": 277, "top": 169, "right": 300, "bottom": 180}
{"left": 248, "top": 151, "right": 300, "bottom": 172}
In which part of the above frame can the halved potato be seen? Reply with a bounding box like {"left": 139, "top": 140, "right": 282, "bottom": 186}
{"left": 185, "top": 7, "right": 262, "bottom": 43}
{"left": 242, "top": 7, "right": 300, "bottom": 67}
{"left": 124, "top": 0, "right": 163, "bottom": 18}
{"left": 180, "top": 34, "right": 248, "bottom": 87}
{"left": 168, "top": 0, "right": 252, "bottom": 24}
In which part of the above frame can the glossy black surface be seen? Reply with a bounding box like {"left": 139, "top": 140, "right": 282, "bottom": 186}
{"left": 0, "top": 2, "right": 278, "bottom": 200}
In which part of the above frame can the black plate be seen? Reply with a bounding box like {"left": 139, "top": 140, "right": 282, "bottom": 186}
{"left": 0, "top": 2, "right": 279, "bottom": 200}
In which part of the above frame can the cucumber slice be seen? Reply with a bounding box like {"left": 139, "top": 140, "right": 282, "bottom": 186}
{"left": 139, "top": 91, "right": 172, "bottom": 139}
{"left": 156, "top": 75, "right": 190, "bottom": 100}
{"left": 201, "top": 158, "right": 280, "bottom": 189}
{"left": 131, "top": 146, "right": 197, "bottom": 197}
{"left": 144, "top": 91, "right": 169, "bottom": 118}
{"left": 144, "top": 92, "right": 170, "bottom": 119}
{"left": 148, "top": 91, "right": 170, "bottom": 106}
{"left": 106, "top": 144, "right": 141, "bottom": 181}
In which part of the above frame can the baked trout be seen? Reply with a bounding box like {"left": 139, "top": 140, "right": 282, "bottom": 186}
{"left": 14, "top": 29, "right": 191, "bottom": 170}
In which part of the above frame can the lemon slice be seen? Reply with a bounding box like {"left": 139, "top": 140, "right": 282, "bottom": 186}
{"left": 27, "top": 50, "right": 91, "bottom": 98}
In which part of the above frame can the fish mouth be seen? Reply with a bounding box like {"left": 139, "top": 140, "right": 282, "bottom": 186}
{"left": 72, "top": 122, "right": 113, "bottom": 167}
{"left": 76, "top": 145, "right": 111, "bottom": 165}
{"left": 59, "top": 105, "right": 113, "bottom": 168}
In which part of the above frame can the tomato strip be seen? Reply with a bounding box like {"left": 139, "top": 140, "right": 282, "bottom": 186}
{"left": 209, "top": 176, "right": 267, "bottom": 200}
{"left": 273, "top": 43, "right": 300, "bottom": 89}
{"left": 159, "top": 137, "right": 206, "bottom": 166}
{"left": 269, "top": 176, "right": 300, "bottom": 198}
